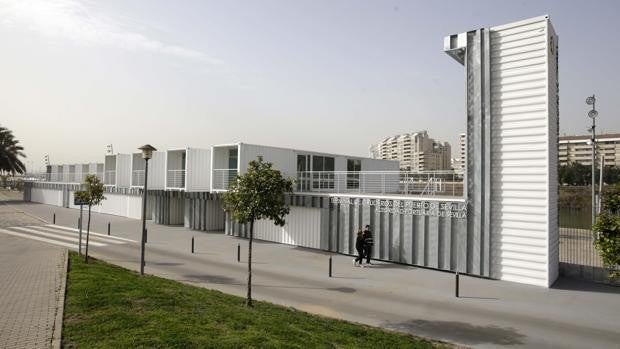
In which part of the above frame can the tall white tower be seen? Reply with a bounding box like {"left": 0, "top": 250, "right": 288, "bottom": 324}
{"left": 444, "top": 16, "right": 559, "bottom": 287}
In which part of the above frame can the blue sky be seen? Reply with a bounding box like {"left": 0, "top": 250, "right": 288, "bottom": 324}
{"left": 1, "top": 0, "right": 618, "bottom": 170}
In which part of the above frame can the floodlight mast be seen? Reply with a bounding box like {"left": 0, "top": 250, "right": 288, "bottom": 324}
{"left": 586, "top": 95, "right": 597, "bottom": 227}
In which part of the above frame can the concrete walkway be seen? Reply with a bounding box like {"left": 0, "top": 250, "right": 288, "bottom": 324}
{"left": 0, "top": 234, "right": 67, "bottom": 349}
{"left": 6, "top": 201, "right": 620, "bottom": 349}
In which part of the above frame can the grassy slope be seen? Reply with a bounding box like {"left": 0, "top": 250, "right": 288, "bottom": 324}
{"left": 63, "top": 252, "right": 447, "bottom": 348}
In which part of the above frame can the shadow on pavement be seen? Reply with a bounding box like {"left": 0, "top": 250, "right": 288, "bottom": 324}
{"left": 151, "top": 262, "right": 185, "bottom": 267}
{"left": 0, "top": 200, "right": 32, "bottom": 205}
{"left": 361, "top": 262, "right": 416, "bottom": 270}
{"left": 551, "top": 277, "right": 620, "bottom": 294}
{"left": 384, "top": 319, "right": 526, "bottom": 346}
{"left": 183, "top": 274, "right": 240, "bottom": 285}
{"left": 182, "top": 273, "right": 357, "bottom": 294}
{"left": 458, "top": 296, "right": 499, "bottom": 300}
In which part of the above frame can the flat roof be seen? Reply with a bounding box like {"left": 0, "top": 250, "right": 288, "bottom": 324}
{"left": 560, "top": 133, "right": 620, "bottom": 141}
{"left": 213, "top": 142, "right": 398, "bottom": 163}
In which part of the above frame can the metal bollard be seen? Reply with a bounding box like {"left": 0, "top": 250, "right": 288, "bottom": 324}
{"left": 329, "top": 256, "right": 333, "bottom": 278}
{"left": 237, "top": 243, "right": 240, "bottom": 262}
{"left": 191, "top": 236, "right": 195, "bottom": 254}
{"left": 53, "top": 213, "right": 56, "bottom": 224}
{"left": 455, "top": 271, "right": 460, "bottom": 298}
{"left": 107, "top": 222, "right": 110, "bottom": 236}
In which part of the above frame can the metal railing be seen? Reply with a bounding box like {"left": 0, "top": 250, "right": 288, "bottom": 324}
{"left": 167, "top": 169, "right": 185, "bottom": 188}
{"left": 295, "top": 171, "right": 463, "bottom": 197}
{"left": 132, "top": 170, "right": 145, "bottom": 186}
{"left": 559, "top": 198, "right": 619, "bottom": 284}
{"left": 23, "top": 172, "right": 104, "bottom": 183}
{"left": 212, "top": 169, "right": 238, "bottom": 191}
{"left": 104, "top": 171, "right": 116, "bottom": 185}
{"left": 210, "top": 170, "right": 463, "bottom": 196}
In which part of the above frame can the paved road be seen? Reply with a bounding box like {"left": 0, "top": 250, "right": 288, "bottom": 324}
{"left": 2, "top": 200, "right": 620, "bottom": 349}
{"left": 0, "top": 194, "right": 67, "bottom": 349}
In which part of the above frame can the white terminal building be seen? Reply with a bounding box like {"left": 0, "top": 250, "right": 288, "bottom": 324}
{"left": 25, "top": 15, "right": 560, "bottom": 288}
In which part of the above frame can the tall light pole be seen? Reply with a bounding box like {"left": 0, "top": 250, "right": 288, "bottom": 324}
{"left": 586, "top": 95, "right": 597, "bottom": 228}
{"left": 138, "top": 144, "right": 156, "bottom": 275}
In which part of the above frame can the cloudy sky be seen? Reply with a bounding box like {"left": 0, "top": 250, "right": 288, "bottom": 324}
{"left": 1, "top": 0, "right": 619, "bottom": 170}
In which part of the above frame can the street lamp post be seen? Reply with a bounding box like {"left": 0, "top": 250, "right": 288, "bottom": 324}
{"left": 586, "top": 95, "right": 597, "bottom": 228}
{"left": 138, "top": 144, "right": 156, "bottom": 275}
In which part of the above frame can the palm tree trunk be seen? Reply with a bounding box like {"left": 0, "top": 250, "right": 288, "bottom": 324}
{"left": 85, "top": 205, "right": 91, "bottom": 263}
{"left": 246, "top": 219, "right": 254, "bottom": 307}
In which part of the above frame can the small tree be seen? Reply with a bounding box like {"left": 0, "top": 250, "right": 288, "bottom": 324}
{"left": 223, "top": 157, "right": 293, "bottom": 307}
{"left": 593, "top": 183, "right": 620, "bottom": 280}
{"left": 75, "top": 174, "right": 105, "bottom": 263}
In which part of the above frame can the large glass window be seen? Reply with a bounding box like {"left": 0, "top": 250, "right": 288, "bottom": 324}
{"left": 297, "top": 154, "right": 310, "bottom": 191}
{"left": 227, "top": 148, "right": 238, "bottom": 188}
{"left": 228, "top": 148, "right": 238, "bottom": 169}
{"left": 312, "top": 155, "right": 335, "bottom": 190}
{"left": 347, "top": 159, "right": 361, "bottom": 189}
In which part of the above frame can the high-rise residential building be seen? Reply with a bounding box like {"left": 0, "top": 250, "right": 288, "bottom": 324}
{"left": 370, "top": 131, "right": 452, "bottom": 171}
{"left": 458, "top": 133, "right": 466, "bottom": 171}
{"left": 559, "top": 133, "right": 620, "bottom": 167}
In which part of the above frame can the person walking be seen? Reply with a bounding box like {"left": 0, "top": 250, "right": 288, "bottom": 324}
{"left": 363, "top": 225, "right": 374, "bottom": 265}
{"left": 353, "top": 229, "right": 365, "bottom": 267}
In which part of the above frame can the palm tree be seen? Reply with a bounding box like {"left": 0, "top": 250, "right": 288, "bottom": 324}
{"left": 0, "top": 126, "right": 26, "bottom": 175}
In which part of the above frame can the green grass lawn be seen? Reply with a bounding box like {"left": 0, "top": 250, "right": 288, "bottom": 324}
{"left": 62, "top": 252, "right": 448, "bottom": 348}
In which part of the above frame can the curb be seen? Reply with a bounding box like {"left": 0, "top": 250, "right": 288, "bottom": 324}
{"left": 51, "top": 249, "right": 68, "bottom": 349}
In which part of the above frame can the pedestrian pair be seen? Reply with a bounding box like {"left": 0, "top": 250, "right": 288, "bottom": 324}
{"left": 353, "top": 225, "right": 373, "bottom": 267}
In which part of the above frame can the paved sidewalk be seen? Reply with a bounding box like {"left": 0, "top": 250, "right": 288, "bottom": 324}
{"left": 0, "top": 234, "right": 67, "bottom": 349}
{"left": 9, "top": 201, "right": 620, "bottom": 348}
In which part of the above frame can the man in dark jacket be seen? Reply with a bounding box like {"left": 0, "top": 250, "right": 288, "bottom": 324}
{"left": 362, "top": 225, "right": 374, "bottom": 264}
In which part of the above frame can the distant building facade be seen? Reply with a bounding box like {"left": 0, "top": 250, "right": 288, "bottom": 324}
{"left": 454, "top": 133, "right": 466, "bottom": 171}
{"left": 370, "top": 131, "right": 452, "bottom": 171}
{"left": 559, "top": 133, "right": 620, "bottom": 167}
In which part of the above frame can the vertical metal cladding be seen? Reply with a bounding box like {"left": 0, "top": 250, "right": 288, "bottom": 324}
{"left": 547, "top": 23, "right": 559, "bottom": 284}
{"left": 186, "top": 148, "right": 211, "bottom": 192}
{"left": 184, "top": 193, "right": 226, "bottom": 231}
{"left": 115, "top": 154, "right": 132, "bottom": 188}
{"left": 226, "top": 194, "right": 469, "bottom": 273}
{"left": 489, "top": 16, "right": 558, "bottom": 286}
{"left": 152, "top": 190, "right": 185, "bottom": 225}
{"left": 131, "top": 151, "right": 166, "bottom": 189}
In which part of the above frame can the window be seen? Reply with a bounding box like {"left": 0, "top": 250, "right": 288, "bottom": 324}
{"left": 296, "top": 154, "right": 310, "bottom": 191}
{"left": 311, "top": 155, "right": 335, "bottom": 189}
{"left": 347, "top": 159, "right": 361, "bottom": 189}
{"left": 228, "top": 148, "right": 238, "bottom": 169}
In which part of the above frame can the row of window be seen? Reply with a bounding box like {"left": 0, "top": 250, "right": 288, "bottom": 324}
{"left": 296, "top": 155, "right": 363, "bottom": 190}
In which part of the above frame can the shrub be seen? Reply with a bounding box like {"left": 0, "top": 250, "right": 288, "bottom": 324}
{"left": 593, "top": 184, "right": 620, "bottom": 280}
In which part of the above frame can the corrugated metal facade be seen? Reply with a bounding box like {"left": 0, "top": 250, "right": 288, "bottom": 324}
{"left": 488, "top": 16, "right": 558, "bottom": 286}
{"left": 227, "top": 194, "right": 469, "bottom": 271}
{"left": 30, "top": 188, "right": 63, "bottom": 207}
{"left": 152, "top": 191, "right": 185, "bottom": 225}
{"left": 186, "top": 148, "right": 211, "bottom": 192}
{"left": 547, "top": 22, "right": 559, "bottom": 284}
{"left": 253, "top": 207, "right": 322, "bottom": 249}
{"left": 185, "top": 194, "right": 226, "bottom": 231}
{"left": 115, "top": 154, "right": 132, "bottom": 188}
{"left": 149, "top": 152, "right": 166, "bottom": 189}
{"left": 131, "top": 151, "right": 166, "bottom": 189}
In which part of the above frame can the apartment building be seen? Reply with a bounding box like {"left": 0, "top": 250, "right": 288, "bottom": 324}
{"left": 559, "top": 133, "right": 620, "bottom": 167}
{"left": 369, "top": 131, "right": 452, "bottom": 171}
